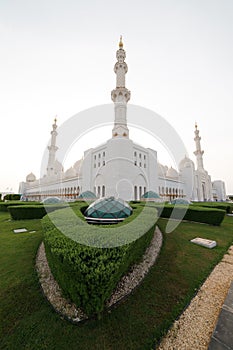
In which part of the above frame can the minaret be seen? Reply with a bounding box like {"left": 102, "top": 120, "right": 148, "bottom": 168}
{"left": 47, "top": 118, "right": 58, "bottom": 176}
{"left": 194, "top": 123, "right": 204, "bottom": 170}
{"left": 111, "top": 36, "right": 131, "bottom": 138}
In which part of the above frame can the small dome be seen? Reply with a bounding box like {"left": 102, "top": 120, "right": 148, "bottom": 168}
{"left": 158, "top": 163, "right": 168, "bottom": 177}
{"left": 166, "top": 167, "right": 179, "bottom": 179}
{"left": 84, "top": 197, "right": 132, "bottom": 224}
{"left": 78, "top": 191, "right": 97, "bottom": 200}
{"left": 179, "top": 156, "right": 194, "bottom": 170}
{"left": 170, "top": 198, "right": 191, "bottom": 205}
{"left": 141, "top": 191, "right": 160, "bottom": 199}
{"left": 54, "top": 160, "right": 64, "bottom": 174}
{"left": 73, "top": 159, "right": 83, "bottom": 175}
{"left": 41, "top": 197, "right": 63, "bottom": 204}
{"left": 65, "top": 166, "right": 76, "bottom": 178}
{"left": 26, "top": 172, "right": 36, "bottom": 182}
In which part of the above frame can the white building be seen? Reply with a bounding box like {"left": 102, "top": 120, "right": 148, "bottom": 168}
{"left": 19, "top": 38, "right": 226, "bottom": 202}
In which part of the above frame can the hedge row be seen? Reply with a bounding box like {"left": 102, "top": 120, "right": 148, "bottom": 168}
{"left": 3, "top": 194, "right": 21, "bottom": 201}
{"left": 192, "top": 202, "right": 232, "bottom": 214}
{"left": 155, "top": 204, "right": 225, "bottom": 225}
{"left": 0, "top": 201, "right": 41, "bottom": 212}
{"left": 42, "top": 204, "right": 157, "bottom": 317}
{"left": 8, "top": 204, "right": 68, "bottom": 220}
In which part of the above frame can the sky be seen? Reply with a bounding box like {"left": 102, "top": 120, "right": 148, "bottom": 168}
{"left": 0, "top": 0, "right": 232, "bottom": 194}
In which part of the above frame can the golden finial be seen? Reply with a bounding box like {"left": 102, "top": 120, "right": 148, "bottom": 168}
{"left": 119, "top": 35, "right": 123, "bottom": 48}
{"left": 195, "top": 122, "right": 198, "bottom": 129}
{"left": 54, "top": 116, "right": 57, "bottom": 124}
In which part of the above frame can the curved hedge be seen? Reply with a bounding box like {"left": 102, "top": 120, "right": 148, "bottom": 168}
{"left": 156, "top": 204, "right": 225, "bottom": 225}
{"left": 42, "top": 204, "right": 157, "bottom": 317}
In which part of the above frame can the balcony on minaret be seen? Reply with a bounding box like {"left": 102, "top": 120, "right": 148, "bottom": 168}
{"left": 111, "top": 37, "right": 130, "bottom": 139}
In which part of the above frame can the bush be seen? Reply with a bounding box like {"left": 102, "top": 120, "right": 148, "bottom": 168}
{"left": 8, "top": 204, "right": 68, "bottom": 220}
{"left": 156, "top": 204, "right": 225, "bottom": 226}
{"left": 0, "top": 201, "right": 40, "bottom": 212}
{"left": 192, "top": 202, "right": 231, "bottom": 214}
{"left": 3, "top": 194, "right": 21, "bottom": 201}
{"left": 42, "top": 204, "right": 157, "bottom": 317}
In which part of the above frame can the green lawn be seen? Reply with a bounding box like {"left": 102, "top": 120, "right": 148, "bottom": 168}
{"left": 0, "top": 211, "right": 233, "bottom": 350}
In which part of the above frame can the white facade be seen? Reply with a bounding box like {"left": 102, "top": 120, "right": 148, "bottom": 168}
{"left": 212, "top": 180, "right": 227, "bottom": 201}
{"left": 19, "top": 38, "right": 226, "bottom": 202}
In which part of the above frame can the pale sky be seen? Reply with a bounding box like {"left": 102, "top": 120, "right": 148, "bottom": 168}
{"left": 0, "top": 0, "right": 233, "bottom": 194}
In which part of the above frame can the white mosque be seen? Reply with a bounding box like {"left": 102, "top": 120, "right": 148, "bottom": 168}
{"left": 19, "top": 38, "right": 226, "bottom": 202}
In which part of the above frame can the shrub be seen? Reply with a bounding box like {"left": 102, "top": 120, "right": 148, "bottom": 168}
{"left": 0, "top": 201, "right": 40, "bottom": 212}
{"left": 42, "top": 204, "right": 157, "bottom": 317}
{"left": 156, "top": 204, "right": 225, "bottom": 226}
{"left": 192, "top": 202, "right": 231, "bottom": 214}
{"left": 8, "top": 204, "right": 68, "bottom": 220}
{"left": 3, "top": 194, "right": 21, "bottom": 201}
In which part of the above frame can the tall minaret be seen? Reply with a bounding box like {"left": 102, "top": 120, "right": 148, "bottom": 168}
{"left": 111, "top": 36, "right": 131, "bottom": 138}
{"left": 194, "top": 123, "right": 204, "bottom": 170}
{"left": 47, "top": 118, "right": 58, "bottom": 176}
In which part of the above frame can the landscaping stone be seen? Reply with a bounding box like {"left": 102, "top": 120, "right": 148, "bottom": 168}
{"left": 13, "top": 228, "right": 27, "bottom": 233}
{"left": 191, "top": 237, "right": 217, "bottom": 249}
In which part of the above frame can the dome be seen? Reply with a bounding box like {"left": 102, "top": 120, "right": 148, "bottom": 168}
{"left": 26, "top": 172, "right": 36, "bottom": 182}
{"left": 179, "top": 156, "right": 194, "bottom": 170}
{"left": 158, "top": 163, "right": 168, "bottom": 177}
{"left": 65, "top": 166, "right": 76, "bottom": 178}
{"left": 41, "top": 197, "right": 63, "bottom": 204}
{"left": 73, "top": 159, "right": 83, "bottom": 175}
{"left": 166, "top": 167, "right": 179, "bottom": 179}
{"left": 54, "top": 160, "right": 64, "bottom": 174}
{"left": 170, "top": 198, "right": 191, "bottom": 205}
{"left": 84, "top": 196, "right": 132, "bottom": 224}
{"left": 78, "top": 191, "right": 97, "bottom": 200}
{"left": 141, "top": 191, "right": 160, "bottom": 199}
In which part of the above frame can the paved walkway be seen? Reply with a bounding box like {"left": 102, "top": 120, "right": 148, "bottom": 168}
{"left": 158, "top": 246, "right": 233, "bottom": 350}
{"left": 208, "top": 281, "right": 233, "bottom": 349}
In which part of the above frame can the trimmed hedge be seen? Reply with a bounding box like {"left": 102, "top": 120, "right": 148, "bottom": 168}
{"left": 156, "top": 204, "right": 225, "bottom": 226}
{"left": 0, "top": 201, "right": 40, "bottom": 212}
{"left": 8, "top": 204, "right": 68, "bottom": 220}
{"left": 192, "top": 202, "right": 231, "bottom": 214}
{"left": 3, "top": 194, "right": 21, "bottom": 201}
{"left": 42, "top": 204, "right": 157, "bottom": 317}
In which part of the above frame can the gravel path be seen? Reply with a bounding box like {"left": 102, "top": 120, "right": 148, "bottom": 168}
{"left": 158, "top": 245, "right": 233, "bottom": 350}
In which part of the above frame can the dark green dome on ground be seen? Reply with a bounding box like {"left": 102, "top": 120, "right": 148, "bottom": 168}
{"left": 141, "top": 191, "right": 160, "bottom": 199}
{"left": 78, "top": 191, "right": 97, "bottom": 199}
{"left": 84, "top": 197, "right": 132, "bottom": 223}
{"left": 171, "top": 198, "right": 191, "bottom": 204}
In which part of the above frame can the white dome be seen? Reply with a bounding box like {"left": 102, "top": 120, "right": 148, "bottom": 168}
{"left": 54, "top": 160, "right": 64, "bottom": 174}
{"left": 65, "top": 166, "right": 76, "bottom": 178}
{"left": 158, "top": 163, "right": 168, "bottom": 177}
{"left": 179, "top": 156, "right": 194, "bottom": 170}
{"left": 26, "top": 172, "right": 36, "bottom": 182}
{"left": 166, "top": 167, "right": 179, "bottom": 179}
{"left": 73, "top": 159, "right": 83, "bottom": 175}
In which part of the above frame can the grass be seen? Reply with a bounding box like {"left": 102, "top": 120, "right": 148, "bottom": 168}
{"left": 0, "top": 210, "right": 233, "bottom": 349}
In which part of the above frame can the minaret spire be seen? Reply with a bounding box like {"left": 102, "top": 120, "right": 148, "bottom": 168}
{"left": 111, "top": 36, "right": 131, "bottom": 138}
{"left": 194, "top": 123, "right": 204, "bottom": 170}
{"left": 47, "top": 118, "right": 58, "bottom": 176}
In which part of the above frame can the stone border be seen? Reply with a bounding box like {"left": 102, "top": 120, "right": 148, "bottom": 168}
{"left": 36, "top": 226, "right": 163, "bottom": 323}
{"left": 158, "top": 246, "right": 233, "bottom": 349}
